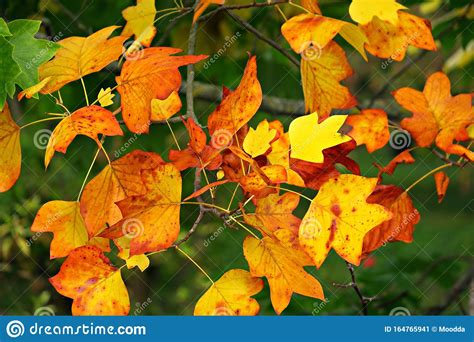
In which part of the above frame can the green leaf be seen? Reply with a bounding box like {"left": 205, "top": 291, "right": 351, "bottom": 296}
{"left": 0, "top": 18, "right": 11, "bottom": 37}
{"left": 0, "top": 36, "right": 21, "bottom": 107}
{"left": 7, "top": 20, "right": 60, "bottom": 93}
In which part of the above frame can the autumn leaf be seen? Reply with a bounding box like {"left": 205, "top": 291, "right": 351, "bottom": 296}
{"left": 434, "top": 171, "right": 449, "bottom": 203}
{"left": 363, "top": 185, "right": 419, "bottom": 256}
{"left": 244, "top": 192, "right": 301, "bottom": 236}
{"left": 349, "top": 0, "right": 406, "bottom": 25}
{"left": 80, "top": 150, "right": 164, "bottom": 237}
{"left": 97, "top": 87, "right": 115, "bottom": 107}
{"left": 117, "top": 47, "right": 207, "bottom": 133}
{"left": 289, "top": 111, "right": 352, "bottom": 164}
{"left": 290, "top": 141, "right": 360, "bottom": 190}
{"left": 126, "top": 254, "right": 150, "bottom": 272}
{"left": 207, "top": 56, "right": 262, "bottom": 137}
{"left": 193, "top": 0, "right": 225, "bottom": 23}
{"left": 49, "top": 246, "right": 129, "bottom": 315}
{"left": 300, "top": 174, "right": 392, "bottom": 267}
{"left": 45, "top": 106, "right": 123, "bottom": 168}
{"left": 151, "top": 90, "right": 182, "bottom": 121}
{"left": 37, "top": 26, "right": 127, "bottom": 94}
{"left": 168, "top": 118, "right": 222, "bottom": 171}
{"left": 394, "top": 72, "right": 473, "bottom": 160}
{"left": 31, "top": 201, "right": 89, "bottom": 259}
{"left": 361, "top": 12, "right": 436, "bottom": 61}
{"left": 376, "top": 150, "right": 415, "bottom": 178}
{"left": 301, "top": 0, "right": 321, "bottom": 14}
{"left": 101, "top": 163, "right": 182, "bottom": 255}
{"left": 346, "top": 109, "right": 390, "bottom": 153}
{"left": 239, "top": 165, "right": 287, "bottom": 198}
{"left": 300, "top": 41, "right": 357, "bottom": 117}
{"left": 121, "top": 0, "right": 157, "bottom": 47}
{"left": 243, "top": 119, "right": 276, "bottom": 158}
{"left": 281, "top": 13, "right": 368, "bottom": 60}
{"left": 0, "top": 103, "right": 21, "bottom": 193}
{"left": 194, "top": 269, "right": 263, "bottom": 316}
{"left": 243, "top": 236, "right": 324, "bottom": 314}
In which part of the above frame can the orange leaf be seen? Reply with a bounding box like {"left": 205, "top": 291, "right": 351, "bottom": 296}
{"left": 361, "top": 12, "right": 436, "bottom": 61}
{"left": 45, "top": 106, "right": 123, "bottom": 168}
{"left": 244, "top": 192, "right": 301, "bottom": 236}
{"left": 376, "top": 150, "right": 415, "bottom": 177}
{"left": 346, "top": 109, "right": 390, "bottom": 152}
{"left": 101, "top": 164, "right": 181, "bottom": 255}
{"left": 363, "top": 185, "right": 420, "bottom": 256}
{"left": 37, "top": 26, "right": 127, "bottom": 94}
{"left": 300, "top": 175, "right": 392, "bottom": 267}
{"left": 31, "top": 201, "right": 89, "bottom": 259}
{"left": 49, "top": 246, "right": 130, "bottom": 315}
{"left": 394, "top": 72, "right": 473, "bottom": 160}
{"left": 243, "top": 236, "right": 324, "bottom": 314}
{"left": 301, "top": 41, "right": 357, "bottom": 118}
{"left": 194, "top": 269, "right": 263, "bottom": 316}
{"left": 0, "top": 103, "right": 21, "bottom": 192}
{"left": 117, "top": 47, "right": 207, "bottom": 133}
{"left": 207, "top": 56, "right": 262, "bottom": 136}
{"left": 183, "top": 179, "right": 229, "bottom": 201}
{"left": 80, "top": 150, "right": 164, "bottom": 237}
{"left": 301, "top": 0, "right": 321, "bottom": 14}
{"left": 239, "top": 165, "right": 287, "bottom": 198}
{"left": 193, "top": 0, "right": 225, "bottom": 23}
{"left": 434, "top": 171, "right": 449, "bottom": 203}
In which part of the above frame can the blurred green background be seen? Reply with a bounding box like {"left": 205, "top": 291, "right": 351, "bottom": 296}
{"left": 0, "top": 0, "right": 472, "bottom": 315}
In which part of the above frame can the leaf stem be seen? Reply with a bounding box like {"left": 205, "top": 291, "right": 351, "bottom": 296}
{"left": 228, "top": 216, "right": 260, "bottom": 240}
{"left": 20, "top": 117, "right": 62, "bottom": 130}
{"left": 180, "top": 201, "right": 230, "bottom": 214}
{"left": 76, "top": 146, "right": 101, "bottom": 201}
{"left": 268, "top": 185, "right": 313, "bottom": 202}
{"left": 175, "top": 246, "right": 214, "bottom": 284}
{"left": 405, "top": 163, "right": 453, "bottom": 193}
{"left": 80, "top": 77, "right": 89, "bottom": 106}
{"left": 166, "top": 119, "right": 181, "bottom": 150}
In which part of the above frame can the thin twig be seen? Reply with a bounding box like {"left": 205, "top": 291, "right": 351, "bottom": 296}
{"left": 198, "top": 0, "right": 290, "bottom": 22}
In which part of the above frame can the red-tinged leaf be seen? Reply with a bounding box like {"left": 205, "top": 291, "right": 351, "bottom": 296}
{"left": 363, "top": 185, "right": 420, "bottom": 257}
{"left": 183, "top": 179, "right": 230, "bottom": 201}
{"left": 0, "top": 103, "right": 21, "bottom": 192}
{"left": 45, "top": 105, "right": 123, "bottom": 168}
{"left": 376, "top": 150, "right": 415, "bottom": 178}
{"left": 346, "top": 109, "right": 390, "bottom": 153}
{"left": 49, "top": 246, "right": 130, "bottom": 315}
{"left": 434, "top": 171, "right": 449, "bottom": 203}
{"left": 239, "top": 165, "right": 287, "bottom": 198}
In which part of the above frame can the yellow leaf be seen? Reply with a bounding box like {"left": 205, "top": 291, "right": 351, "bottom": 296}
{"left": 242, "top": 119, "right": 276, "bottom": 158}
{"left": 349, "top": 0, "right": 407, "bottom": 25}
{"left": 289, "top": 111, "right": 351, "bottom": 164}
{"left": 299, "top": 174, "right": 392, "bottom": 267}
{"left": 194, "top": 269, "right": 263, "bottom": 315}
{"left": 338, "top": 23, "right": 368, "bottom": 61}
{"left": 97, "top": 87, "right": 115, "bottom": 107}
{"left": 0, "top": 103, "right": 21, "bottom": 192}
{"left": 31, "top": 201, "right": 88, "bottom": 259}
{"left": 122, "top": 0, "right": 157, "bottom": 47}
{"left": 151, "top": 90, "right": 182, "bottom": 121}
{"left": 243, "top": 236, "right": 324, "bottom": 314}
{"left": 18, "top": 76, "right": 52, "bottom": 100}
{"left": 37, "top": 26, "right": 127, "bottom": 94}
{"left": 50, "top": 246, "right": 130, "bottom": 315}
{"left": 300, "top": 41, "right": 357, "bottom": 118}
{"left": 126, "top": 254, "right": 150, "bottom": 272}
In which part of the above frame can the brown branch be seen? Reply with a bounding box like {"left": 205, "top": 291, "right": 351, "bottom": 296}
{"left": 186, "top": 2, "right": 201, "bottom": 126}
{"left": 224, "top": 10, "right": 300, "bottom": 67}
{"left": 426, "top": 267, "right": 474, "bottom": 315}
{"left": 198, "top": 0, "right": 290, "bottom": 22}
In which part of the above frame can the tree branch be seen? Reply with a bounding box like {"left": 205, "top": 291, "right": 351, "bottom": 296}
{"left": 198, "top": 0, "right": 290, "bottom": 22}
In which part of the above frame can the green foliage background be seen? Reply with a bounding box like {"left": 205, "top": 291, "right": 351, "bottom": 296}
{"left": 0, "top": 0, "right": 472, "bottom": 315}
